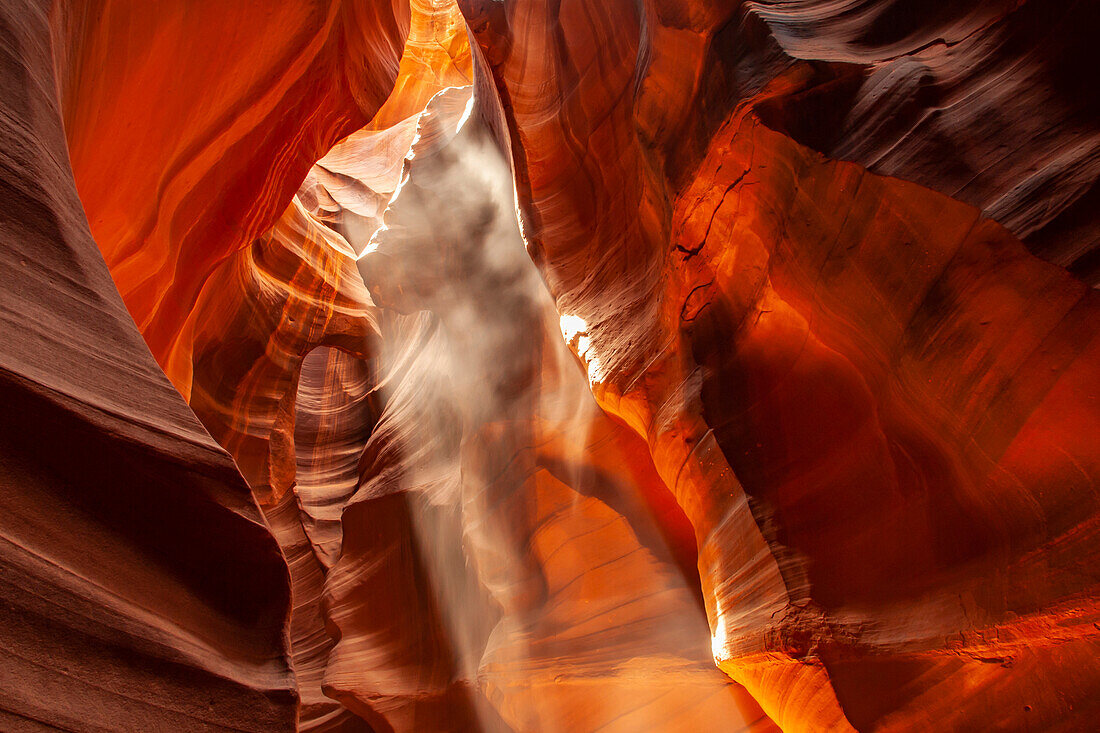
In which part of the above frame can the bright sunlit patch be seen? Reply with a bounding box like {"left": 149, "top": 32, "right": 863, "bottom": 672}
{"left": 711, "top": 614, "right": 727, "bottom": 663}
{"left": 559, "top": 313, "right": 607, "bottom": 385}
{"left": 559, "top": 314, "right": 588, "bottom": 344}
{"left": 356, "top": 87, "right": 475, "bottom": 262}
{"left": 456, "top": 89, "right": 476, "bottom": 132}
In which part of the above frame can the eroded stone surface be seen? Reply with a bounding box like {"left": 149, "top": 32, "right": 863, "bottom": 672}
{"left": 2, "top": 0, "right": 1097, "bottom": 730}
{"left": 460, "top": 1, "right": 1100, "bottom": 729}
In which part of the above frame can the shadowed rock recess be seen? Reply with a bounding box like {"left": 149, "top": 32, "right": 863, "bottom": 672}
{"left": 0, "top": 0, "right": 1096, "bottom": 730}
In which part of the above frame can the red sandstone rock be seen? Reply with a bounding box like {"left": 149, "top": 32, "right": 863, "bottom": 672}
{"left": 461, "top": 1, "right": 1100, "bottom": 729}
{"left": 1, "top": 0, "right": 1097, "bottom": 730}
{"left": 745, "top": 0, "right": 1100, "bottom": 284}
{"left": 0, "top": 1, "right": 299, "bottom": 729}
{"left": 62, "top": 0, "right": 410, "bottom": 387}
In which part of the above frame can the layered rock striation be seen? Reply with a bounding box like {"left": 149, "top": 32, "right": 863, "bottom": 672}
{"left": 0, "top": 0, "right": 1097, "bottom": 731}
{"left": 460, "top": 0, "right": 1100, "bottom": 729}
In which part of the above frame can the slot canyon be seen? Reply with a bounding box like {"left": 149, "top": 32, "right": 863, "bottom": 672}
{"left": 0, "top": 0, "right": 1097, "bottom": 730}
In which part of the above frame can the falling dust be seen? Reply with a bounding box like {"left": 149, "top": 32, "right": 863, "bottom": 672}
{"left": 319, "top": 85, "right": 757, "bottom": 731}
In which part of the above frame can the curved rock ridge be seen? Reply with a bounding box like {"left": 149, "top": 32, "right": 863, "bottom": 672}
{"left": 186, "top": 197, "right": 378, "bottom": 731}
{"left": 0, "top": 1, "right": 301, "bottom": 729}
{"left": 170, "top": 7, "right": 477, "bottom": 724}
{"left": 743, "top": 0, "right": 1100, "bottom": 284}
{"left": 2, "top": 0, "right": 1098, "bottom": 729}
{"left": 61, "top": 0, "right": 412, "bottom": 389}
{"left": 459, "top": 0, "right": 1100, "bottom": 729}
{"left": 138, "top": 5, "right": 474, "bottom": 727}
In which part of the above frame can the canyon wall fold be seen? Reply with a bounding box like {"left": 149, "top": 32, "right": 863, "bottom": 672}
{"left": 458, "top": 0, "right": 1100, "bottom": 729}
{"left": 1, "top": 0, "right": 1098, "bottom": 730}
{"left": 0, "top": 1, "right": 305, "bottom": 729}
{"left": 60, "top": 0, "right": 410, "bottom": 392}
{"left": 746, "top": 0, "right": 1100, "bottom": 284}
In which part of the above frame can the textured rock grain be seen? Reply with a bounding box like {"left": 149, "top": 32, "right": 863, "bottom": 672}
{"left": 0, "top": 1, "right": 300, "bottom": 729}
{"left": 460, "top": 0, "right": 1100, "bottom": 728}
{"left": 2, "top": 0, "right": 1098, "bottom": 730}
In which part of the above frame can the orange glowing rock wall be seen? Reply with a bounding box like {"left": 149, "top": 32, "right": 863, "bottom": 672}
{"left": 0, "top": 0, "right": 1097, "bottom": 731}
{"left": 460, "top": 0, "right": 1100, "bottom": 730}
{"left": 61, "top": 0, "right": 410, "bottom": 391}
